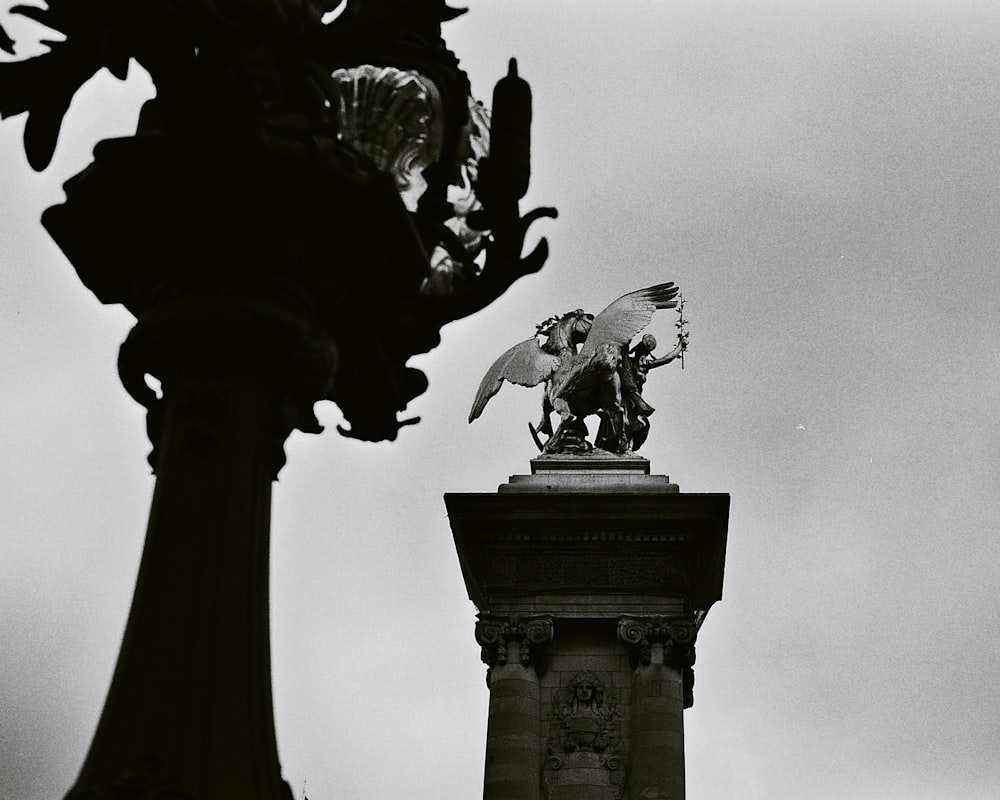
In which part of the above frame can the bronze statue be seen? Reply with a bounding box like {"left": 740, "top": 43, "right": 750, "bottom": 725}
{"left": 469, "top": 283, "right": 685, "bottom": 455}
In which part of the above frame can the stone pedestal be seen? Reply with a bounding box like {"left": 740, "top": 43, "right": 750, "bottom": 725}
{"left": 447, "top": 456, "right": 729, "bottom": 800}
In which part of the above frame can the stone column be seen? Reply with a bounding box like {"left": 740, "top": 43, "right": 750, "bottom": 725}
{"left": 476, "top": 614, "right": 554, "bottom": 800}
{"left": 617, "top": 616, "right": 698, "bottom": 800}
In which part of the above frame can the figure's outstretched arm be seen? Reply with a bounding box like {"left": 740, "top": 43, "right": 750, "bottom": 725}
{"left": 645, "top": 341, "right": 684, "bottom": 370}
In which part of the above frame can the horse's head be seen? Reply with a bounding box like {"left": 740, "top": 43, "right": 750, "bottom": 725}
{"left": 561, "top": 308, "right": 593, "bottom": 346}
{"left": 540, "top": 309, "right": 593, "bottom": 353}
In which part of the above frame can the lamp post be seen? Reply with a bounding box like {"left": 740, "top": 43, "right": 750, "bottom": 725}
{"left": 0, "top": 2, "right": 555, "bottom": 797}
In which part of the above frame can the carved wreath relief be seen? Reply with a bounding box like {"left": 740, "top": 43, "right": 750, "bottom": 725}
{"left": 543, "top": 672, "right": 625, "bottom": 800}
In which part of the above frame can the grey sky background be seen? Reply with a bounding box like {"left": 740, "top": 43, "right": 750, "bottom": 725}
{"left": 2, "top": 1, "right": 1000, "bottom": 798}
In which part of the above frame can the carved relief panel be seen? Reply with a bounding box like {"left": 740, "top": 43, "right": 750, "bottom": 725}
{"left": 543, "top": 671, "right": 625, "bottom": 800}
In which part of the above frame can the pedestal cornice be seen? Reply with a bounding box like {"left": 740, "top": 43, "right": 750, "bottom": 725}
{"left": 446, "top": 484, "right": 729, "bottom": 617}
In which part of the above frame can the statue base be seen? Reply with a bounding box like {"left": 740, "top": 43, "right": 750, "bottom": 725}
{"left": 500, "top": 454, "right": 680, "bottom": 494}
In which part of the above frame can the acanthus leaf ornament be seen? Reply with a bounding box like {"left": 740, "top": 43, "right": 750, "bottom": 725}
{"left": 0, "top": 0, "right": 557, "bottom": 444}
{"left": 329, "top": 64, "right": 446, "bottom": 213}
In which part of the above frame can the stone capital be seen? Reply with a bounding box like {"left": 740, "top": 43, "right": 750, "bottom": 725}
{"left": 617, "top": 614, "right": 698, "bottom": 708}
{"left": 475, "top": 613, "right": 554, "bottom": 670}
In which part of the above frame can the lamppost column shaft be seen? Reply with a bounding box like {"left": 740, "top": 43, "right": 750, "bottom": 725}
{"left": 67, "top": 370, "right": 292, "bottom": 800}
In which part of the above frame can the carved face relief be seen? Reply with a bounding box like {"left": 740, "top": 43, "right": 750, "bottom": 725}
{"left": 549, "top": 672, "right": 619, "bottom": 755}
{"left": 544, "top": 672, "right": 624, "bottom": 799}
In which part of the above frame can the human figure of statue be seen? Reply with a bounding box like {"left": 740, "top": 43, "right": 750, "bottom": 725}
{"left": 597, "top": 333, "right": 683, "bottom": 453}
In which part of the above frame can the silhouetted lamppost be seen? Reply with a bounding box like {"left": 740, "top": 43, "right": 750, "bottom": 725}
{"left": 0, "top": 2, "right": 555, "bottom": 797}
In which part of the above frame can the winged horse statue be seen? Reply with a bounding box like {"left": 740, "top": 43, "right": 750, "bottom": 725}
{"left": 468, "top": 282, "right": 681, "bottom": 454}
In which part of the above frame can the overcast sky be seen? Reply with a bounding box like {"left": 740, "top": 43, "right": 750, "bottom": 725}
{"left": 3, "top": 2, "right": 1000, "bottom": 799}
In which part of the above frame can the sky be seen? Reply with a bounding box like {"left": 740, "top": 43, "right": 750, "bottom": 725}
{"left": 2, "top": 1, "right": 1000, "bottom": 798}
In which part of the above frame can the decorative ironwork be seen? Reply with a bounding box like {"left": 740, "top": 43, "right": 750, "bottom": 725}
{"left": 330, "top": 64, "right": 445, "bottom": 212}
{"left": 422, "top": 99, "right": 491, "bottom": 296}
{"left": 0, "top": 1, "right": 558, "bottom": 443}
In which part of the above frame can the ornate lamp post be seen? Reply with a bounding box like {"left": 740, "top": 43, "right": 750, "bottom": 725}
{"left": 0, "top": 2, "right": 555, "bottom": 798}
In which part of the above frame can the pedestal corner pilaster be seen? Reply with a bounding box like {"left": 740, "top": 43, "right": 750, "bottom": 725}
{"left": 476, "top": 613, "right": 554, "bottom": 672}
{"left": 617, "top": 613, "right": 699, "bottom": 709}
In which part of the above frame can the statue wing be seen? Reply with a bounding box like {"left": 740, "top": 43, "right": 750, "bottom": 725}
{"left": 468, "top": 337, "right": 561, "bottom": 422}
{"left": 579, "top": 282, "right": 679, "bottom": 357}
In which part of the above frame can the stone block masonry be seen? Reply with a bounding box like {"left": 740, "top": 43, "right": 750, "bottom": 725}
{"left": 448, "top": 455, "right": 729, "bottom": 800}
